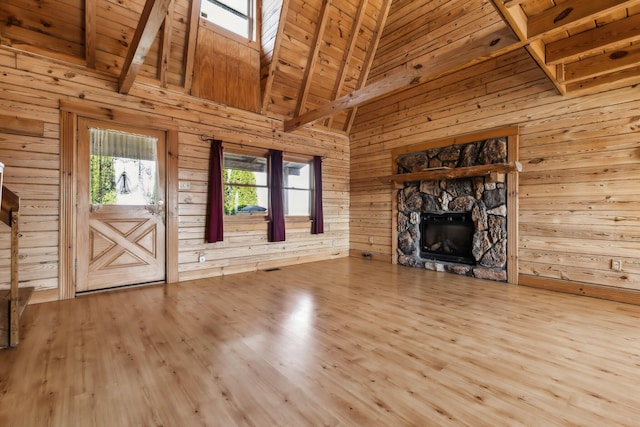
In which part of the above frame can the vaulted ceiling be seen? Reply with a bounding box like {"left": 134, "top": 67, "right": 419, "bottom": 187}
{"left": 271, "top": 0, "right": 640, "bottom": 134}
{"left": 2, "top": 0, "right": 640, "bottom": 135}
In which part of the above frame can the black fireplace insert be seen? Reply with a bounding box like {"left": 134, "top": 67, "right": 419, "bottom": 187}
{"left": 420, "top": 212, "right": 475, "bottom": 265}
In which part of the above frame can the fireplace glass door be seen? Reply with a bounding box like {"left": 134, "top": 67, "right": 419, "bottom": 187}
{"left": 420, "top": 212, "right": 475, "bottom": 264}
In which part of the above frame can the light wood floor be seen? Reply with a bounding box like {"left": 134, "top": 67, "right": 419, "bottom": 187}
{"left": 2, "top": 258, "right": 640, "bottom": 426}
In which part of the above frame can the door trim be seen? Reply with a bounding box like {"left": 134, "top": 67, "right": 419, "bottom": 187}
{"left": 59, "top": 104, "right": 179, "bottom": 300}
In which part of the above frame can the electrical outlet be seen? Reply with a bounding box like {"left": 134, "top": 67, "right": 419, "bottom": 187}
{"left": 368, "top": 236, "right": 374, "bottom": 244}
{"left": 179, "top": 181, "right": 191, "bottom": 190}
{"left": 611, "top": 259, "right": 622, "bottom": 271}
{"left": 198, "top": 253, "right": 206, "bottom": 263}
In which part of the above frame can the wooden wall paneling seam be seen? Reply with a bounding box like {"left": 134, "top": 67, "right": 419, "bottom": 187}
{"left": 59, "top": 109, "right": 77, "bottom": 300}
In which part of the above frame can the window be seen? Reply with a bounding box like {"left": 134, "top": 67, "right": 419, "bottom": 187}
{"left": 223, "top": 152, "right": 268, "bottom": 215}
{"left": 283, "top": 159, "right": 311, "bottom": 216}
{"left": 89, "top": 128, "right": 159, "bottom": 207}
{"left": 222, "top": 151, "right": 312, "bottom": 217}
{"left": 201, "top": 0, "right": 254, "bottom": 40}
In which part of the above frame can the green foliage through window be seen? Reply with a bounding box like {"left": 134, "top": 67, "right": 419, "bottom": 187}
{"left": 90, "top": 155, "right": 117, "bottom": 204}
{"left": 224, "top": 169, "right": 259, "bottom": 215}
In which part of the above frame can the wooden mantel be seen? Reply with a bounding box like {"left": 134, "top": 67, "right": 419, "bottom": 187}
{"left": 380, "top": 161, "right": 522, "bottom": 185}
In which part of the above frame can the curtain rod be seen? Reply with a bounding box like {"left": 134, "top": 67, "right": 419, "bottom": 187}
{"left": 199, "top": 134, "right": 326, "bottom": 159}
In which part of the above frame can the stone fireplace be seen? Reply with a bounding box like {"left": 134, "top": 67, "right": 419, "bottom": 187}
{"left": 396, "top": 137, "right": 509, "bottom": 282}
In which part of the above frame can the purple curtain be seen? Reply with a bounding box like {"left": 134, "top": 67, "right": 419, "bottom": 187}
{"left": 205, "top": 139, "right": 224, "bottom": 243}
{"left": 311, "top": 156, "right": 324, "bottom": 234}
{"left": 268, "top": 150, "right": 286, "bottom": 242}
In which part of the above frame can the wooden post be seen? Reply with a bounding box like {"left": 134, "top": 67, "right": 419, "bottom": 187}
{"left": 9, "top": 210, "right": 19, "bottom": 347}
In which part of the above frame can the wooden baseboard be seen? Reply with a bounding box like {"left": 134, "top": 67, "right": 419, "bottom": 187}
{"left": 349, "top": 250, "right": 392, "bottom": 263}
{"left": 519, "top": 274, "right": 640, "bottom": 306}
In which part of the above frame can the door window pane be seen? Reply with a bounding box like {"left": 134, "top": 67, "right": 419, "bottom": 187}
{"left": 90, "top": 128, "right": 158, "bottom": 206}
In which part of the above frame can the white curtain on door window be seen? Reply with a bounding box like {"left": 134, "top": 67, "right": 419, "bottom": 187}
{"left": 90, "top": 128, "right": 158, "bottom": 161}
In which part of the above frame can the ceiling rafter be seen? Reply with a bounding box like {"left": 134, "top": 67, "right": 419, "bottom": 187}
{"left": 293, "top": 0, "right": 333, "bottom": 118}
{"left": 546, "top": 13, "right": 640, "bottom": 65}
{"left": 261, "top": 0, "right": 291, "bottom": 114}
{"left": 325, "top": 0, "right": 369, "bottom": 129}
{"left": 560, "top": 43, "right": 640, "bottom": 83}
{"left": 159, "top": 0, "right": 175, "bottom": 88}
{"left": 119, "top": 0, "right": 173, "bottom": 94}
{"left": 490, "top": 0, "right": 640, "bottom": 96}
{"left": 183, "top": 0, "right": 202, "bottom": 93}
{"left": 528, "top": 0, "right": 640, "bottom": 39}
{"left": 342, "top": 0, "right": 393, "bottom": 134}
{"left": 85, "top": 0, "right": 96, "bottom": 68}
{"left": 284, "top": 26, "right": 521, "bottom": 132}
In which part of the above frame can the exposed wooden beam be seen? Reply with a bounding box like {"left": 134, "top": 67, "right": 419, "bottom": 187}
{"left": 119, "top": 0, "right": 173, "bottom": 94}
{"left": 566, "top": 63, "right": 640, "bottom": 94}
{"left": 528, "top": 0, "right": 640, "bottom": 39}
{"left": 325, "top": 0, "right": 369, "bottom": 129}
{"left": 560, "top": 44, "right": 640, "bottom": 83}
{"left": 183, "top": 0, "right": 202, "bottom": 93}
{"left": 159, "top": 0, "right": 175, "bottom": 88}
{"left": 489, "top": 0, "right": 528, "bottom": 41}
{"left": 284, "top": 26, "right": 522, "bottom": 132}
{"left": 342, "top": 0, "right": 393, "bottom": 134}
{"left": 546, "top": 13, "right": 640, "bottom": 65}
{"left": 85, "top": 0, "right": 96, "bottom": 68}
{"left": 293, "top": 0, "right": 332, "bottom": 118}
{"left": 261, "top": 0, "right": 291, "bottom": 114}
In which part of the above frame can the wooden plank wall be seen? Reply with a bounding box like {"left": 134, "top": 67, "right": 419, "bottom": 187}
{"left": 192, "top": 20, "right": 261, "bottom": 113}
{"left": 350, "top": 46, "right": 640, "bottom": 295}
{"left": 0, "top": 44, "right": 349, "bottom": 299}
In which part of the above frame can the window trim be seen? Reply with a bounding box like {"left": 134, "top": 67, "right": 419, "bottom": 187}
{"left": 200, "top": 0, "right": 256, "bottom": 42}
{"left": 223, "top": 150, "right": 269, "bottom": 217}
{"left": 221, "top": 148, "right": 314, "bottom": 220}
{"left": 282, "top": 156, "right": 313, "bottom": 218}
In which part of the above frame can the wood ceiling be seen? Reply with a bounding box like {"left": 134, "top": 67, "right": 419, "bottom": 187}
{"left": 2, "top": 0, "right": 640, "bottom": 134}
{"left": 491, "top": 0, "right": 640, "bottom": 96}
{"left": 269, "top": 0, "right": 640, "bottom": 133}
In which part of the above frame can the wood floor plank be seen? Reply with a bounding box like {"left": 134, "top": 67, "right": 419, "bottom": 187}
{"left": 2, "top": 257, "right": 640, "bottom": 426}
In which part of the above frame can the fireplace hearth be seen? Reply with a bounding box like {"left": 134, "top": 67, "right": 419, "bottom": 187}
{"left": 396, "top": 137, "right": 509, "bottom": 282}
